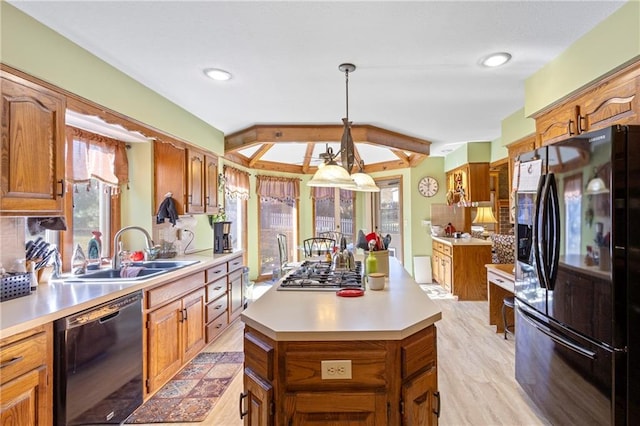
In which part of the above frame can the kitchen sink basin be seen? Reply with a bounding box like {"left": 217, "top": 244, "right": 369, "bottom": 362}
{"left": 62, "top": 260, "right": 199, "bottom": 282}
{"left": 130, "top": 260, "right": 200, "bottom": 269}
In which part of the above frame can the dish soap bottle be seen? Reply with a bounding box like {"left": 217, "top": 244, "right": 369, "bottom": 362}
{"left": 366, "top": 240, "right": 378, "bottom": 275}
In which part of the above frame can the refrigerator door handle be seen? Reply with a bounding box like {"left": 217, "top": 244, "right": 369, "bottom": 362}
{"left": 533, "top": 174, "right": 548, "bottom": 289}
{"left": 519, "top": 305, "right": 597, "bottom": 360}
{"left": 546, "top": 173, "right": 561, "bottom": 291}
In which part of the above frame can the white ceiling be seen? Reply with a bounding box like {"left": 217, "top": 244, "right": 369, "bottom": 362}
{"left": 11, "top": 0, "right": 625, "bottom": 158}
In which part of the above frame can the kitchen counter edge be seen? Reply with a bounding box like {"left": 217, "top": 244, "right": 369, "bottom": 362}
{"left": 0, "top": 250, "right": 243, "bottom": 340}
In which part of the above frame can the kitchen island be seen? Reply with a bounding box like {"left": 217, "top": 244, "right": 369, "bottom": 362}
{"left": 240, "top": 257, "right": 442, "bottom": 425}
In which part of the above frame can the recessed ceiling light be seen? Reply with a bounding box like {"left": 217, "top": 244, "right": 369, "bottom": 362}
{"left": 480, "top": 52, "right": 512, "bottom": 68}
{"left": 204, "top": 68, "right": 232, "bottom": 81}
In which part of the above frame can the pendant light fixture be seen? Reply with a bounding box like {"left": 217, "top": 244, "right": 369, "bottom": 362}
{"left": 307, "top": 63, "right": 379, "bottom": 192}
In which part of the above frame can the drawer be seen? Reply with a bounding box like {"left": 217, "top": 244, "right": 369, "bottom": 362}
{"left": 146, "top": 271, "right": 204, "bottom": 309}
{"left": 206, "top": 277, "right": 227, "bottom": 303}
{"left": 441, "top": 244, "right": 452, "bottom": 256}
{"left": 244, "top": 331, "right": 275, "bottom": 381}
{"left": 206, "top": 293, "right": 228, "bottom": 322}
{"left": 283, "top": 345, "right": 387, "bottom": 390}
{"left": 229, "top": 269, "right": 242, "bottom": 283}
{"left": 0, "top": 326, "right": 50, "bottom": 384}
{"left": 228, "top": 255, "right": 243, "bottom": 273}
{"left": 206, "top": 311, "right": 229, "bottom": 343}
{"left": 488, "top": 270, "right": 515, "bottom": 292}
{"left": 433, "top": 241, "right": 443, "bottom": 252}
{"left": 206, "top": 262, "right": 227, "bottom": 281}
{"left": 401, "top": 325, "right": 436, "bottom": 380}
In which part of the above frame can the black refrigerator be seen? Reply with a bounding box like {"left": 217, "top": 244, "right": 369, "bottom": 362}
{"left": 514, "top": 124, "right": 639, "bottom": 425}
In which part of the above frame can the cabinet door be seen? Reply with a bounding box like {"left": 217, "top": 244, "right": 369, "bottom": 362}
{"left": 1, "top": 75, "right": 65, "bottom": 215}
{"left": 243, "top": 368, "right": 273, "bottom": 426}
{"left": 506, "top": 135, "right": 537, "bottom": 223}
{"left": 431, "top": 252, "right": 441, "bottom": 284}
{"left": 579, "top": 73, "right": 638, "bottom": 133}
{"left": 146, "top": 299, "right": 182, "bottom": 393}
{"left": 536, "top": 103, "right": 579, "bottom": 146}
{"left": 182, "top": 289, "right": 206, "bottom": 362}
{"left": 186, "top": 149, "right": 205, "bottom": 213}
{"left": 204, "top": 153, "right": 218, "bottom": 213}
{"left": 285, "top": 392, "right": 387, "bottom": 425}
{"left": 154, "top": 141, "right": 185, "bottom": 215}
{"left": 0, "top": 366, "right": 50, "bottom": 426}
{"left": 402, "top": 367, "right": 439, "bottom": 426}
{"left": 229, "top": 270, "right": 244, "bottom": 323}
{"left": 442, "top": 256, "right": 452, "bottom": 294}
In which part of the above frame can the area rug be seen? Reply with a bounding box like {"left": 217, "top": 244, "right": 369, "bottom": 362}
{"left": 420, "top": 283, "right": 458, "bottom": 300}
{"left": 125, "top": 351, "right": 243, "bottom": 423}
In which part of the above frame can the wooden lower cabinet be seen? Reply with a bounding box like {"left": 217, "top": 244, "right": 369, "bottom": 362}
{"left": 145, "top": 285, "right": 205, "bottom": 395}
{"left": 242, "top": 325, "right": 439, "bottom": 425}
{"left": 0, "top": 323, "right": 53, "bottom": 426}
{"left": 432, "top": 238, "right": 491, "bottom": 300}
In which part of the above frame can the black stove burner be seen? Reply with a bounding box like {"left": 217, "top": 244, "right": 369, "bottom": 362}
{"left": 279, "top": 260, "right": 363, "bottom": 290}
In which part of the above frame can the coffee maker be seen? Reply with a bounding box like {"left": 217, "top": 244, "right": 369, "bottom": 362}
{"left": 213, "top": 221, "right": 232, "bottom": 254}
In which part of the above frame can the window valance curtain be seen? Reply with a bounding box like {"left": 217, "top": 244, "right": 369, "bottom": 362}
{"left": 256, "top": 175, "right": 300, "bottom": 203}
{"left": 65, "top": 126, "right": 129, "bottom": 194}
{"left": 223, "top": 165, "right": 250, "bottom": 200}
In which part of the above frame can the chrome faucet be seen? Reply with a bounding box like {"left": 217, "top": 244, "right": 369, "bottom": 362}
{"left": 112, "top": 226, "right": 154, "bottom": 270}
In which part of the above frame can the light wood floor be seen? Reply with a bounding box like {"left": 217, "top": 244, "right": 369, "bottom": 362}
{"left": 135, "top": 290, "right": 551, "bottom": 426}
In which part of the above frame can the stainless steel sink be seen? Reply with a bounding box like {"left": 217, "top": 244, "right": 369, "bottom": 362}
{"left": 62, "top": 260, "right": 199, "bottom": 282}
{"left": 130, "top": 260, "right": 200, "bottom": 270}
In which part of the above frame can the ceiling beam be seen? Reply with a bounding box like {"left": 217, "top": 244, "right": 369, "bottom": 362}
{"left": 225, "top": 124, "right": 432, "bottom": 155}
{"left": 248, "top": 143, "right": 274, "bottom": 167}
{"left": 301, "top": 143, "right": 315, "bottom": 174}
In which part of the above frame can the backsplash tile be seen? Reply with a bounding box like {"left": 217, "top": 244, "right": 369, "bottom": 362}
{"left": 0, "top": 217, "right": 26, "bottom": 270}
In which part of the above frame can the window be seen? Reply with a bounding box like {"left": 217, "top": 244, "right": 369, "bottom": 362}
{"left": 372, "top": 177, "right": 403, "bottom": 263}
{"left": 312, "top": 188, "right": 355, "bottom": 248}
{"left": 256, "top": 175, "right": 299, "bottom": 278}
{"left": 222, "top": 165, "right": 250, "bottom": 259}
{"left": 71, "top": 179, "right": 111, "bottom": 259}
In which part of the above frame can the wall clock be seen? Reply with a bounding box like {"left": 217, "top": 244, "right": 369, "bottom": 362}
{"left": 418, "top": 176, "right": 438, "bottom": 197}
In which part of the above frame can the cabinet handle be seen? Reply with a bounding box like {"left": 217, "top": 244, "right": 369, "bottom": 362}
{"left": 0, "top": 356, "right": 23, "bottom": 369}
{"left": 214, "top": 286, "right": 222, "bottom": 290}
{"left": 183, "top": 308, "right": 188, "bottom": 321}
{"left": 568, "top": 120, "right": 575, "bottom": 136}
{"left": 58, "top": 179, "right": 65, "bottom": 197}
{"left": 216, "top": 323, "right": 223, "bottom": 329}
{"left": 239, "top": 392, "right": 248, "bottom": 419}
{"left": 577, "top": 114, "right": 586, "bottom": 134}
{"left": 433, "top": 391, "right": 441, "bottom": 417}
{"left": 215, "top": 304, "right": 223, "bottom": 309}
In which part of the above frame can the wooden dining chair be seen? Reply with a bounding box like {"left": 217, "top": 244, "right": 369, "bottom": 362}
{"left": 303, "top": 237, "right": 336, "bottom": 258}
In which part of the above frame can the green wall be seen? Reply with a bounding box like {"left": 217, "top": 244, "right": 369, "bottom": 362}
{"left": 444, "top": 142, "right": 492, "bottom": 171}
{"left": 525, "top": 1, "right": 640, "bottom": 116}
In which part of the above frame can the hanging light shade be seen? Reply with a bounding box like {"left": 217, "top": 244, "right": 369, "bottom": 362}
{"left": 586, "top": 176, "right": 609, "bottom": 195}
{"left": 351, "top": 160, "right": 380, "bottom": 192}
{"left": 308, "top": 161, "right": 357, "bottom": 189}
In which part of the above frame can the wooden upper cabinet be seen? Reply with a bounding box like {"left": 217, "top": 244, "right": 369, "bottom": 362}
{"left": 204, "top": 153, "right": 218, "bottom": 213}
{"left": 578, "top": 69, "right": 639, "bottom": 133}
{"left": 154, "top": 141, "right": 186, "bottom": 216}
{"left": 446, "top": 162, "right": 490, "bottom": 203}
{"left": 1, "top": 72, "right": 66, "bottom": 215}
{"left": 535, "top": 61, "right": 640, "bottom": 146}
{"left": 535, "top": 103, "right": 579, "bottom": 146}
{"left": 186, "top": 148, "right": 205, "bottom": 213}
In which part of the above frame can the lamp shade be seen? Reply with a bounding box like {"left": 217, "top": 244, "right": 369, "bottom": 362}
{"left": 351, "top": 171, "right": 380, "bottom": 192}
{"left": 473, "top": 206, "right": 498, "bottom": 224}
{"left": 308, "top": 163, "right": 357, "bottom": 189}
{"left": 586, "top": 177, "right": 609, "bottom": 195}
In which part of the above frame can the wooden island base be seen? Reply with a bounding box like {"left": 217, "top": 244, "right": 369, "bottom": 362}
{"left": 241, "top": 324, "right": 439, "bottom": 425}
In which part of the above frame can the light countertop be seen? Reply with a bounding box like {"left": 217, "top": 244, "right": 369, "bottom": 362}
{"left": 0, "top": 250, "right": 242, "bottom": 339}
{"left": 432, "top": 236, "right": 493, "bottom": 246}
{"left": 241, "top": 257, "right": 442, "bottom": 341}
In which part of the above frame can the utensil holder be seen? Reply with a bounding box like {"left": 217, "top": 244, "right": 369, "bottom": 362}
{"left": 364, "top": 250, "right": 389, "bottom": 276}
{"left": 1, "top": 273, "right": 31, "bottom": 302}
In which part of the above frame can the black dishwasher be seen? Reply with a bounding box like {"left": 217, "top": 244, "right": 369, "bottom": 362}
{"left": 54, "top": 291, "right": 143, "bottom": 425}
